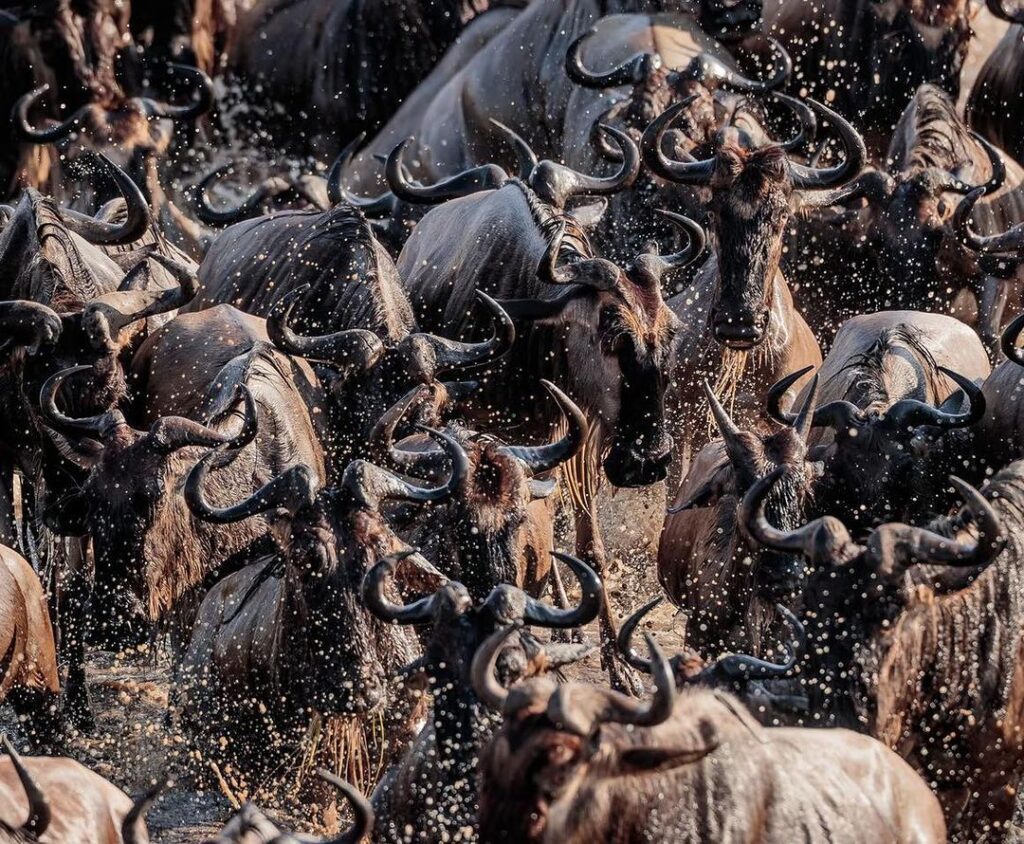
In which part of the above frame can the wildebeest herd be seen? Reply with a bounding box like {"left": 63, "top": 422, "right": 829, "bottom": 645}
{"left": 1, "top": 0, "right": 1024, "bottom": 841}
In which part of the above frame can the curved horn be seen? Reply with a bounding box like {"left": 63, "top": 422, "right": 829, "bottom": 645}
{"left": 537, "top": 221, "right": 621, "bottom": 289}
{"left": 490, "top": 120, "right": 538, "bottom": 180}
{"left": 886, "top": 476, "right": 1004, "bottom": 570}
{"left": 361, "top": 551, "right": 439, "bottom": 625}
{"left": 186, "top": 455, "right": 318, "bottom": 524}
{"left": 521, "top": 551, "right": 602, "bottom": 629}
{"left": 640, "top": 97, "right": 715, "bottom": 185}
{"left": 707, "top": 604, "right": 804, "bottom": 681}
{"left": 616, "top": 596, "right": 663, "bottom": 673}
{"left": 13, "top": 85, "right": 91, "bottom": 143}
{"left": 0, "top": 300, "right": 62, "bottom": 355}
{"left": 773, "top": 93, "right": 817, "bottom": 152}
{"left": 565, "top": 29, "right": 661, "bottom": 89}
{"left": 147, "top": 384, "right": 257, "bottom": 455}
{"left": 499, "top": 381, "right": 587, "bottom": 474}
{"left": 267, "top": 286, "right": 385, "bottom": 374}
{"left": 409, "top": 291, "right": 516, "bottom": 375}
{"left": 386, "top": 138, "right": 508, "bottom": 204}
{"left": 553, "top": 635, "right": 675, "bottom": 730}
{"left": 326, "top": 131, "right": 372, "bottom": 207}
{"left": 798, "top": 167, "right": 895, "bottom": 209}
{"left": 637, "top": 211, "right": 707, "bottom": 281}
{"left": 765, "top": 366, "right": 815, "bottom": 425}
{"left": 546, "top": 124, "right": 640, "bottom": 202}
{"left": 39, "top": 365, "right": 123, "bottom": 441}
{"left": 740, "top": 466, "right": 842, "bottom": 555}
{"left": 683, "top": 37, "right": 791, "bottom": 94}
{"left": 987, "top": 0, "right": 1024, "bottom": 22}
{"left": 788, "top": 98, "right": 867, "bottom": 191}
{"left": 343, "top": 427, "right": 469, "bottom": 509}
{"left": 140, "top": 64, "right": 213, "bottom": 121}
{"left": 368, "top": 383, "right": 447, "bottom": 477}
{"left": 471, "top": 624, "right": 519, "bottom": 711}
{"left": 972, "top": 132, "right": 1007, "bottom": 197}
{"left": 955, "top": 187, "right": 1024, "bottom": 256}
{"left": 317, "top": 770, "right": 374, "bottom": 844}
{"left": 59, "top": 154, "right": 151, "bottom": 244}
{"left": 120, "top": 779, "right": 164, "bottom": 844}
{"left": 193, "top": 164, "right": 291, "bottom": 225}
{"left": 1, "top": 736, "right": 50, "bottom": 836}
{"left": 1002, "top": 312, "right": 1024, "bottom": 366}
{"left": 704, "top": 380, "right": 748, "bottom": 466}
{"left": 883, "top": 366, "right": 985, "bottom": 431}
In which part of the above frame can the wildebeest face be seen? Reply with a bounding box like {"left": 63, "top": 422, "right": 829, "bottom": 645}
{"left": 870, "top": 178, "right": 951, "bottom": 295}
{"left": 708, "top": 143, "right": 791, "bottom": 348}
{"left": 592, "top": 281, "right": 678, "bottom": 487}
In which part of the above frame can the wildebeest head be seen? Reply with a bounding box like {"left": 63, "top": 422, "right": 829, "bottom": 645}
{"left": 618, "top": 595, "right": 803, "bottom": 691}
{"left": 473, "top": 626, "right": 716, "bottom": 842}
{"left": 742, "top": 465, "right": 1004, "bottom": 723}
{"left": 668, "top": 379, "right": 821, "bottom": 614}
{"left": 185, "top": 428, "right": 468, "bottom": 715}
{"left": 811, "top": 85, "right": 1008, "bottom": 309}
{"left": 363, "top": 550, "right": 600, "bottom": 708}
{"left": 371, "top": 379, "right": 587, "bottom": 598}
{"left": 642, "top": 95, "right": 865, "bottom": 348}
{"left": 566, "top": 32, "right": 791, "bottom": 155}
{"left": 769, "top": 355, "right": 985, "bottom": 531}
{"left": 40, "top": 365, "right": 259, "bottom": 620}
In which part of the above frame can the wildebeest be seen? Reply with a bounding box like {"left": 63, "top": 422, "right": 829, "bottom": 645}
{"left": 763, "top": 0, "right": 974, "bottom": 156}
{"left": 342, "top": 0, "right": 765, "bottom": 194}
{"left": 743, "top": 464, "right": 1022, "bottom": 840}
{"left": 0, "top": 735, "right": 158, "bottom": 843}
{"left": 773, "top": 310, "right": 990, "bottom": 532}
{"left": 473, "top": 626, "right": 946, "bottom": 843}
{"left": 792, "top": 84, "right": 1023, "bottom": 346}
{"left": 179, "top": 428, "right": 467, "bottom": 787}
{"left": 41, "top": 305, "right": 326, "bottom": 634}
{"left": 190, "top": 200, "right": 513, "bottom": 466}
{"left": 371, "top": 379, "right": 587, "bottom": 599}
{"left": 364, "top": 550, "right": 600, "bottom": 842}
{"left": 658, "top": 380, "right": 818, "bottom": 654}
{"left": 641, "top": 95, "right": 863, "bottom": 463}
{"left": 397, "top": 148, "right": 701, "bottom": 686}
{"left": 967, "top": 1, "right": 1024, "bottom": 164}
{"left": 970, "top": 313, "right": 1024, "bottom": 470}
{"left": 228, "top": 0, "right": 515, "bottom": 155}
{"left": 203, "top": 769, "right": 372, "bottom": 843}
{"left": 0, "top": 543, "right": 60, "bottom": 744}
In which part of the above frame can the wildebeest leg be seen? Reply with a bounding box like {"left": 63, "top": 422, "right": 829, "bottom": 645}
{"left": 56, "top": 537, "right": 95, "bottom": 732}
{"left": 573, "top": 506, "right": 643, "bottom": 696}
{"left": 976, "top": 275, "right": 1009, "bottom": 358}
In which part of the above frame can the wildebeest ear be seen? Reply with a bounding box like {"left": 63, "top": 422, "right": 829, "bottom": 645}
{"left": 566, "top": 199, "right": 608, "bottom": 228}
{"left": 615, "top": 741, "right": 718, "bottom": 774}
{"left": 44, "top": 491, "right": 91, "bottom": 536}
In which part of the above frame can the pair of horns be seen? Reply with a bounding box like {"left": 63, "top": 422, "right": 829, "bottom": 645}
{"left": 742, "top": 468, "right": 1004, "bottom": 576}
{"left": 642, "top": 94, "right": 866, "bottom": 191}
{"left": 187, "top": 427, "right": 468, "bottom": 525}
{"left": 766, "top": 364, "right": 984, "bottom": 435}
{"left": 15, "top": 64, "right": 213, "bottom": 142}
{"left": 473, "top": 625, "right": 676, "bottom": 736}
{"left": 40, "top": 365, "right": 256, "bottom": 455}
{"left": 203, "top": 769, "right": 372, "bottom": 844}
{"left": 618, "top": 598, "right": 804, "bottom": 683}
{"left": 566, "top": 30, "right": 791, "bottom": 95}
{"left": 364, "top": 550, "right": 602, "bottom": 629}
{"left": 804, "top": 132, "right": 1005, "bottom": 210}
{"left": 269, "top": 287, "right": 514, "bottom": 378}
{"left": 193, "top": 165, "right": 327, "bottom": 225}
{"left": 372, "top": 379, "right": 586, "bottom": 483}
